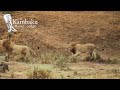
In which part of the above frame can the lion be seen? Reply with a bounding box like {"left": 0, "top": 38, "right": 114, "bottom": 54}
{"left": 67, "top": 42, "right": 97, "bottom": 54}
{"left": 66, "top": 42, "right": 102, "bottom": 61}
{"left": 0, "top": 39, "right": 8, "bottom": 54}
{"left": 2, "top": 39, "right": 35, "bottom": 61}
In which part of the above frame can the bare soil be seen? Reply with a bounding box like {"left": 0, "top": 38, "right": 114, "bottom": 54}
{"left": 0, "top": 11, "right": 120, "bottom": 79}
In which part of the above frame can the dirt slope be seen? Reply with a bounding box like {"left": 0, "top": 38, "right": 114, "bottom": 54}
{"left": 0, "top": 11, "right": 120, "bottom": 59}
{"left": 0, "top": 11, "right": 120, "bottom": 79}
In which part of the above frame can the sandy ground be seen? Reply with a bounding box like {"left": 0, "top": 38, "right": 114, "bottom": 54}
{"left": 0, "top": 60, "right": 120, "bottom": 79}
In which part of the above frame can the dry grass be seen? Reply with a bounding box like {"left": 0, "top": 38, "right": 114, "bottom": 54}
{"left": 40, "top": 52, "right": 68, "bottom": 65}
{"left": 0, "top": 61, "right": 119, "bottom": 79}
{"left": 1, "top": 11, "right": 120, "bottom": 58}
{"left": 0, "top": 11, "right": 120, "bottom": 79}
{"left": 27, "top": 67, "right": 52, "bottom": 79}
{"left": 91, "top": 57, "right": 120, "bottom": 64}
{"left": 39, "top": 52, "right": 72, "bottom": 72}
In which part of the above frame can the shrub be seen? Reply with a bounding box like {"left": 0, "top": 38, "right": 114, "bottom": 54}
{"left": 16, "top": 56, "right": 30, "bottom": 63}
{"left": 40, "top": 52, "right": 68, "bottom": 65}
{"left": 106, "top": 58, "right": 120, "bottom": 64}
{"left": 55, "top": 54, "right": 67, "bottom": 67}
{"left": 27, "top": 67, "right": 52, "bottom": 79}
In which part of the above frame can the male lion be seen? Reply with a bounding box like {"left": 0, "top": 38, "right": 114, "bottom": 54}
{"left": 67, "top": 42, "right": 102, "bottom": 61}
{"left": 2, "top": 39, "right": 33, "bottom": 61}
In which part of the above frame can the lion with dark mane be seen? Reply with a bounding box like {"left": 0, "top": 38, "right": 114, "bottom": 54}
{"left": 66, "top": 42, "right": 102, "bottom": 61}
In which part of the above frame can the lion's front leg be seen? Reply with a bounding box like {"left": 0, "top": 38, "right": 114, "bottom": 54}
{"left": 5, "top": 53, "right": 9, "bottom": 62}
{"left": 5, "top": 53, "right": 14, "bottom": 62}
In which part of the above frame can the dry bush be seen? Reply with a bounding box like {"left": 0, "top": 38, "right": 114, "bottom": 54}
{"left": 88, "top": 56, "right": 120, "bottom": 64}
{"left": 16, "top": 56, "right": 31, "bottom": 63}
{"left": 27, "top": 67, "right": 52, "bottom": 79}
{"left": 105, "top": 58, "right": 120, "bottom": 64}
{"left": 40, "top": 52, "right": 68, "bottom": 65}
{"left": 40, "top": 52, "right": 70, "bottom": 71}
{"left": 40, "top": 52, "right": 56, "bottom": 64}
{"left": 55, "top": 54, "right": 67, "bottom": 67}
